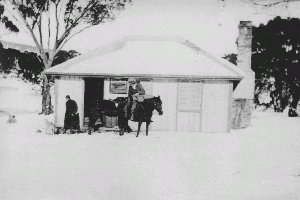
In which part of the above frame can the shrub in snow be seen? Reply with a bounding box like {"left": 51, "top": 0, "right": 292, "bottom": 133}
{"left": 44, "top": 113, "right": 55, "bottom": 124}
{"left": 7, "top": 114, "right": 17, "bottom": 123}
{"left": 37, "top": 114, "right": 55, "bottom": 134}
{"left": 32, "top": 84, "right": 42, "bottom": 94}
{"left": 10, "top": 72, "right": 18, "bottom": 78}
{"left": 45, "top": 114, "right": 55, "bottom": 135}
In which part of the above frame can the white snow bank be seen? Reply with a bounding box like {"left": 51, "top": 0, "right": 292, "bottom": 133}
{"left": 0, "top": 76, "right": 55, "bottom": 114}
{"left": 0, "top": 110, "right": 300, "bottom": 200}
{"left": 0, "top": 77, "right": 42, "bottom": 113}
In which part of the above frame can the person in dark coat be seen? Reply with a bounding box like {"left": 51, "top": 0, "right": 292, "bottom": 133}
{"left": 128, "top": 78, "right": 145, "bottom": 120}
{"left": 64, "top": 95, "right": 80, "bottom": 133}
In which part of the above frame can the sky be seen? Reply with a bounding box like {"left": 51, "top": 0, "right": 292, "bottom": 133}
{"left": 1, "top": 0, "right": 300, "bottom": 57}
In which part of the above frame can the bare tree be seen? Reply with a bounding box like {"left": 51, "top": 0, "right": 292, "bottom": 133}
{"left": 242, "top": 0, "right": 298, "bottom": 7}
{"left": 241, "top": 0, "right": 300, "bottom": 16}
{"left": 0, "top": 0, "right": 131, "bottom": 114}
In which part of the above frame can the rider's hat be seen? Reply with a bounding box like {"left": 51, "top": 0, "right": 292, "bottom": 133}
{"left": 128, "top": 78, "right": 136, "bottom": 84}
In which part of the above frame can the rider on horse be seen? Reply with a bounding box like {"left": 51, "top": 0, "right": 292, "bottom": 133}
{"left": 128, "top": 78, "right": 145, "bottom": 120}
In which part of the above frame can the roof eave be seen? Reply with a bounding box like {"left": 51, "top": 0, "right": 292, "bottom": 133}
{"left": 44, "top": 71, "right": 244, "bottom": 80}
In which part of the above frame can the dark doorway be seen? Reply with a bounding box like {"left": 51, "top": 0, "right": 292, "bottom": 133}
{"left": 84, "top": 78, "right": 104, "bottom": 117}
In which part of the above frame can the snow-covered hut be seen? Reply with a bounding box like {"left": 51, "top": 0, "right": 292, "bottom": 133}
{"left": 44, "top": 35, "right": 245, "bottom": 133}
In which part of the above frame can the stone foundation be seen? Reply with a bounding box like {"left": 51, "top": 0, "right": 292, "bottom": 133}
{"left": 231, "top": 99, "right": 253, "bottom": 129}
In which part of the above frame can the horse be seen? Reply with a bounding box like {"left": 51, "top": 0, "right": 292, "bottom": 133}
{"left": 133, "top": 96, "right": 163, "bottom": 137}
{"left": 88, "top": 99, "right": 117, "bottom": 135}
{"left": 113, "top": 97, "right": 133, "bottom": 136}
{"left": 113, "top": 96, "right": 163, "bottom": 137}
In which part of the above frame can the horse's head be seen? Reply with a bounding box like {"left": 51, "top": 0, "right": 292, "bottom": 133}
{"left": 113, "top": 97, "right": 127, "bottom": 108}
{"left": 153, "top": 96, "right": 163, "bottom": 115}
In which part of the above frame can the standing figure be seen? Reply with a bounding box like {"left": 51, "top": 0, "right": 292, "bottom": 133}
{"left": 128, "top": 78, "right": 145, "bottom": 120}
{"left": 64, "top": 95, "right": 80, "bottom": 134}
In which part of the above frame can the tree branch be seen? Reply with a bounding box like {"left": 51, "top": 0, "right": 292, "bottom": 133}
{"left": 242, "top": 0, "right": 299, "bottom": 8}
{"left": 56, "top": 24, "right": 93, "bottom": 52}
{"left": 242, "top": 0, "right": 298, "bottom": 7}
{"left": 47, "top": 9, "right": 50, "bottom": 50}
{"left": 12, "top": 3, "right": 50, "bottom": 67}
{"left": 31, "top": 14, "right": 39, "bottom": 30}
{"left": 4, "top": 6, "right": 30, "bottom": 35}
{"left": 242, "top": 0, "right": 298, "bottom": 18}
{"left": 58, "top": 0, "right": 63, "bottom": 19}
{"left": 55, "top": 1, "right": 97, "bottom": 50}
{"left": 38, "top": 9, "right": 44, "bottom": 54}
{"left": 65, "top": 0, "right": 74, "bottom": 29}
{"left": 52, "top": 1, "right": 59, "bottom": 56}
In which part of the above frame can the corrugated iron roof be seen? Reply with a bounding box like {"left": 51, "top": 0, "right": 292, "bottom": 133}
{"left": 44, "top": 35, "right": 245, "bottom": 80}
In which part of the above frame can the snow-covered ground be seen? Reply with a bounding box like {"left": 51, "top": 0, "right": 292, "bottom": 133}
{"left": 0, "top": 76, "right": 300, "bottom": 200}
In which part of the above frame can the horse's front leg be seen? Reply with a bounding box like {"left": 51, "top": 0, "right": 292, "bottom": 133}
{"left": 146, "top": 120, "right": 151, "bottom": 136}
{"left": 121, "top": 119, "right": 125, "bottom": 136}
{"left": 118, "top": 123, "right": 121, "bottom": 135}
{"left": 118, "top": 115, "right": 123, "bottom": 136}
{"left": 136, "top": 121, "right": 142, "bottom": 137}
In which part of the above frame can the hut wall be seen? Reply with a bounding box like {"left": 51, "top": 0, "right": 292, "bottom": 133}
{"left": 176, "top": 82, "right": 202, "bottom": 132}
{"left": 55, "top": 76, "right": 84, "bottom": 129}
{"left": 140, "top": 81, "right": 153, "bottom": 95}
{"left": 150, "top": 81, "right": 177, "bottom": 131}
{"left": 52, "top": 76, "right": 234, "bottom": 133}
{"left": 201, "top": 80, "right": 232, "bottom": 133}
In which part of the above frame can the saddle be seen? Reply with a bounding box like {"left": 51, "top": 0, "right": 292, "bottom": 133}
{"left": 135, "top": 95, "right": 154, "bottom": 102}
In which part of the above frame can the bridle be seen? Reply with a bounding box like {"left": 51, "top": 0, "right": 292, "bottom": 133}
{"left": 153, "top": 98, "right": 162, "bottom": 114}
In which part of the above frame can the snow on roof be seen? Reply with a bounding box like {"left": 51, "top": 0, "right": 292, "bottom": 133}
{"left": 44, "top": 35, "right": 245, "bottom": 80}
{"left": 1, "top": 40, "right": 50, "bottom": 53}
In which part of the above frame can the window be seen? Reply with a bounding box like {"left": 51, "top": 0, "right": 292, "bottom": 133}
{"left": 110, "top": 80, "right": 128, "bottom": 94}
{"left": 177, "top": 82, "right": 202, "bottom": 112}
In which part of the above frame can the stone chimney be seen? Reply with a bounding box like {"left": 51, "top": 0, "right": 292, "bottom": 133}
{"left": 231, "top": 21, "right": 255, "bottom": 129}
{"left": 236, "top": 21, "right": 253, "bottom": 72}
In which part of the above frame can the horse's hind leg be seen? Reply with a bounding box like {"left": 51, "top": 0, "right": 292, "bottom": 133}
{"left": 88, "top": 126, "right": 92, "bottom": 135}
{"left": 119, "top": 127, "right": 124, "bottom": 136}
{"left": 125, "top": 120, "right": 131, "bottom": 133}
{"left": 127, "top": 125, "right": 132, "bottom": 133}
{"left": 88, "top": 121, "right": 93, "bottom": 135}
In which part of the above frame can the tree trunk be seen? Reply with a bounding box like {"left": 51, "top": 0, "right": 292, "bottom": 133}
{"left": 41, "top": 73, "right": 53, "bottom": 115}
{"left": 40, "top": 55, "right": 54, "bottom": 115}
